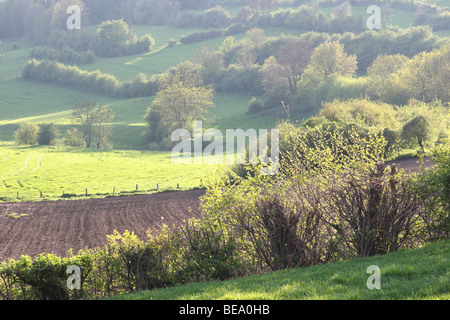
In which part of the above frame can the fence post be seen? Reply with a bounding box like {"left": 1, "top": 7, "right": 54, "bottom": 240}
{"left": 113, "top": 187, "right": 115, "bottom": 195}
{"left": 85, "top": 188, "right": 88, "bottom": 196}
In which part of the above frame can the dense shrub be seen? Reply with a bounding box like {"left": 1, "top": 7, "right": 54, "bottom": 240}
{"left": 202, "top": 6, "right": 231, "bottom": 28}
{"left": 303, "top": 75, "right": 369, "bottom": 110}
{"left": 14, "top": 122, "right": 39, "bottom": 145}
{"left": 234, "top": 191, "right": 328, "bottom": 270}
{"left": 225, "top": 23, "right": 248, "bottom": 36}
{"left": 37, "top": 122, "right": 59, "bottom": 146}
{"left": 180, "top": 30, "right": 224, "bottom": 44}
{"left": 177, "top": 218, "right": 246, "bottom": 282}
{"left": 414, "top": 143, "right": 450, "bottom": 241}
{"left": 341, "top": 26, "right": 439, "bottom": 73}
{"left": 94, "top": 19, "right": 154, "bottom": 57}
{"left": 0, "top": 217, "right": 248, "bottom": 300}
{"left": 215, "top": 65, "right": 263, "bottom": 94}
{"left": 0, "top": 252, "right": 93, "bottom": 300}
{"left": 316, "top": 162, "right": 429, "bottom": 257}
{"left": 247, "top": 97, "right": 264, "bottom": 114}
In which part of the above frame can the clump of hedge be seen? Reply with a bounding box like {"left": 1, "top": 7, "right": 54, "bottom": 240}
{"left": 31, "top": 47, "right": 95, "bottom": 65}
{"left": 0, "top": 218, "right": 247, "bottom": 300}
{"left": 180, "top": 29, "right": 224, "bottom": 44}
{"left": 22, "top": 59, "right": 158, "bottom": 98}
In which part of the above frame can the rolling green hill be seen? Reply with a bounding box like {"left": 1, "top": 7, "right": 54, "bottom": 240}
{"left": 0, "top": 24, "right": 289, "bottom": 150}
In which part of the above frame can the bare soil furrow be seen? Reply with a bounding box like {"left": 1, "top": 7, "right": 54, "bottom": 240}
{"left": 0, "top": 189, "right": 206, "bottom": 260}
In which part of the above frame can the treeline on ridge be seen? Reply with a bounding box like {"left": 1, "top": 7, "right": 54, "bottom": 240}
{"left": 189, "top": 26, "right": 448, "bottom": 104}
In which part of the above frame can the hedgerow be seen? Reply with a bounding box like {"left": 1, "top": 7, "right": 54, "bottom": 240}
{"left": 22, "top": 59, "right": 158, "bottom": 98}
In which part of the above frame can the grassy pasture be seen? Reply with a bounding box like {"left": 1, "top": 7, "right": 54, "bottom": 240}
{"left": 0, "top": 144, "right": 219, "bottom": 201}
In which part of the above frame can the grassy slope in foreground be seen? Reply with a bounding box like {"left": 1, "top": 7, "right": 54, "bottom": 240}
{"left": 109, "top": 240, "right": 449, "bottom": 300}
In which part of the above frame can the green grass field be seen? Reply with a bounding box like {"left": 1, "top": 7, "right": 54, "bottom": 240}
{"left": 0, "top": 144, "right": 219, "bottom": 201}
{"left": 0, "top": 24, "right": 286, "bottom": 151}
{"left": 108, "top": 240, "right": 449, "bottom": 300}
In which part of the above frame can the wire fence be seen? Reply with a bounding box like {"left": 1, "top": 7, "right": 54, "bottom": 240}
{"left": 0, "top": 179, "right": 205, "bottom": 202}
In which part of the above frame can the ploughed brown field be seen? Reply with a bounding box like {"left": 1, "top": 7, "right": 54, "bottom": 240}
{"left": 0, "top": 189, "right": 206, "bottom": 261}
{"left": 0, "top": 158, "right": 436, "bottom": 261}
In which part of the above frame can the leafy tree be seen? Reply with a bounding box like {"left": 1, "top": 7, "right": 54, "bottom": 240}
{"left": 275, "top": 38, "right": 312, "bottom": 94}
{"left": 367, "top": 54, "right": 410, "bottom": 105}
{"left": 301, "top": 41, "right": 357, "bottom": 90}
{"left": 235, "top": 45, "right": 258, "bottom": 71}
{"left": 95, "top": 19, "right": 136, "bottom": 57}
{"left": 219, "top": 36, "right": 237, "bottom": 56}
{"left": 14, "top": 122, "right": 39, "bottom": 145}
{"left": 243, "top": 28, "right": 266, "bottom": 50}
{"left": 401, "top": 115, "right": 430, "bottom": 152}
{"left": 261, "top": 56, "right": 289, "bottom": 100}
{"left": 233, "top": 28, "right": 266, "bottom": 71}
{"left": 202, "top": 6, "right": 231, "bottom": 28}
{"left": 219, "top": 36, "right": 238, "bottom": 66}
{"left": 399, "top": 46, "right": 450, "bottom": 103}
{"left": 72, "top": 102, "right": 114, "bottom": 148}
{"left": 135, "top": 34, "right": 155, "bottom": 54}
{"left": 158, "top": 61, "right": 204, "bottom": 89}
{"left": 396, "top": 99, "right": 449, "bottom": 151}
{"left": 94, "top": 105, "right": 114, "bottom": 149}
{"left": 151, "top": 81, "right": 214, "bottom": 133}
{"left": 415, "top": 142, "right": 450, "bottom": 240}
{"left": 37, "top": 122, "right": 59, "bottom": 145}
{"left": 146, "top": 62, "right": 215, "bottom": 142}
{"left": 192, "top": 46, "right": 224, "bottom": 84}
